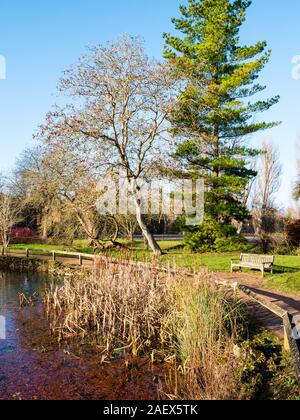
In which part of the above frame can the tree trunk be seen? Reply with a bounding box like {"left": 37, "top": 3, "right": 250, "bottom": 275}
{"left": 134, "top": 199, "right": 162, "bottom": 256}
{"left": 129, "top": 179, "right": 162, "bottom": 256}
{"left": 129, "top": 232, "right": 135, "bottom": 244}
{"left": 111, "top": 218, "right": 119, "bottom": 242}
{"left": 144, "top": 236, "right": 149, "bottom": 250}
{"left": 2, "top": 231, "right": 9, "bottom": 249}
{"left": 41, "top": 223, "right": 48, "bottom": 242}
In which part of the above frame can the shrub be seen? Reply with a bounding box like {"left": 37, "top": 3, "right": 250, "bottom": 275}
{"left": 214, "top": 236, "right": 250, "bottom": 253}
{"left": 183, "top": 219, "right": 249, "bottom": 253}
{"left": 269, "top": 233, "right": 297, "bottom": 256}
{"left": 286, "top": 220, "right": 300, "bottom": 246}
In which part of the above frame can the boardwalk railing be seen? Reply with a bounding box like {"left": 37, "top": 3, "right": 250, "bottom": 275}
{"left": 218, "top": 280, "right": 300, "bottom": 386}
{"left": 1, "top": 247, "right": 96, "bottom": 266}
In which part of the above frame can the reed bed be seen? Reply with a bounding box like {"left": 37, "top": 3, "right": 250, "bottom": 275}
{"left": 45, "top": 260, "right": 176, "bottom": 358}
{"left": 44, "top": 259, "right": 247, "bottom": 399}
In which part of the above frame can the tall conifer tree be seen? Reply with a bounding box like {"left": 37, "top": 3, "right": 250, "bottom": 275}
{"left": 164, "top": 0, "right": 280, "bottom": 226}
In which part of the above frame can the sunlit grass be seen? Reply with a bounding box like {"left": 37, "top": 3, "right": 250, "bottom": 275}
{"left": 265, "top": 273, "right": 300, "bottom": 294}
{"left": 7, "top": 241, "right": 300, "bottom": 294}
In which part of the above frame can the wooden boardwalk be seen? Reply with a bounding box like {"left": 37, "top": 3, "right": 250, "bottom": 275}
{"left": 217, "top": 272, "right": 300, "bottom": 338}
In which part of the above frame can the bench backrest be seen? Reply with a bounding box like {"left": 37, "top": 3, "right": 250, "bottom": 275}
{"left": 240, "top": 254, "right": 275, "bottom": 265}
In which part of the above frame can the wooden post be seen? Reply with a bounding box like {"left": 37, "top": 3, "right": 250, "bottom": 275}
{"left": 79, "top": 254, "right": 83, "bottom": 266}
{"left": 284, "top": 326, "right": 290, "bottom": 353}
{"left": 52, "top": 251, "right": 56, "bottom": 262}
{"left": 1, "top": 247, "right": 4, "bottom": 256}
{"left": 25, "top": 248, "right": 29, "bottom": 258}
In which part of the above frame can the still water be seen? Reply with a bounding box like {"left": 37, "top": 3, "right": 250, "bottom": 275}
{"left": 0, "top": 270, "right": 161, "bottom": 400}
{"left": 0, "top": 270, "right": 50, "bottom": 347}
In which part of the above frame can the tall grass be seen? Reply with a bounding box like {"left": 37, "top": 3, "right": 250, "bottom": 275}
{"left": 172, "top": 279, "right": 245, "bottom": 400}
{"left": 44, "top": 260, "right": 247, "bottom": 399}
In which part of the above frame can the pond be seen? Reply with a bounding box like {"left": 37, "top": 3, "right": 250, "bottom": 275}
{"left": 0, "top": 270, "right": 162, "bottom": 400}
{"left": 0, "top": 270, "right": 50, "bottom": 342}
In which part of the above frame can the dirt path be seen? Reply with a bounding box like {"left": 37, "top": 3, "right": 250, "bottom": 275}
{"left": 216, "top": 272, "right": 300, "bottom": 338}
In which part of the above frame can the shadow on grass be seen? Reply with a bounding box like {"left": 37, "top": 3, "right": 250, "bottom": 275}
{"left": 164, "top": 244, "right": 185, "bottom": 252}
{"left": 273, "top": 265, "right": 300, "bottom": 274}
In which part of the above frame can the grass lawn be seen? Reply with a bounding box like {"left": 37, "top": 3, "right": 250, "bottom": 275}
{"left": 263, "top": 255, "right": 300, "bottom": 294}
{"left": 7, "top": 241, "right": 300, "bottom": 294}
{"left": 8, "top": 240, "right": 183, "bottom": 256}
{"left": 265, "top": 275, "right": 300, "bottom": 295}
{"left": 8, "top": 243, "right": 74, "bottom": 254}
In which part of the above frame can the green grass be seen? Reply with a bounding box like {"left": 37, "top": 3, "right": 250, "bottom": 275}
{"left": 8, "top": 243, "right": 77, "bottom": 256}
{"left": 264, "top": 255, "right": 300, "bottom": 294}
{"left": 10, "top": 244, "right": 71, "bottom": 252}
{"left": 8, "top": 241, "right": 300, "bottom": 294}
{"left": 265, "top": 274, "right": 300, "bottom": 294}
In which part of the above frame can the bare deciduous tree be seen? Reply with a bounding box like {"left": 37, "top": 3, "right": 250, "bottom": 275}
{"left": 115, "top": 214, "right": 138, "bottom": 243}
{"left": 14, "top": 146, "right": 118, "bottom": 247}
{"left": 12, "top": 146, "right": 61, "bottom": 241}
{"left": 0, "top": 190, "right": 22, "bottom": 248}
{"left": 251, "top": 141, "right": 282, "bottom": 253}
{"left": 36, "top": 36, "right": 176, "bottom": 255}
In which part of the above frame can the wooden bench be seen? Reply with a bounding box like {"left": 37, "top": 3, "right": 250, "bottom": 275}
{"left": 231, "top": 254, "right": 275, "bottom": 278}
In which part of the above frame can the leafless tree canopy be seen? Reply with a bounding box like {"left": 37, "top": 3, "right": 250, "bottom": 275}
{"left": 13, "top": 146, "right": 119, "bottom": 246}
{"left": 0, "top": 179, "right": 22, "bottom": 248}
{"left": 252, "top": 142, "right": 282, "bottom": 211}
{"left": 35, "top": 36, "right": 176, "bottom": 254}
{"left": 251, "top": 141, "right": 282, "bottom": 252}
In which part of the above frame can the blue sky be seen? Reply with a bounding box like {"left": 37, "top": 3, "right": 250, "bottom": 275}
{"left": 0, "top": 0, "right": 299, "bottom": 207}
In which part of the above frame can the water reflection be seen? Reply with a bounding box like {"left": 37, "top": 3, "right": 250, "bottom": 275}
{"left": 0, "top": 271, "right": 49, "bottom": 310}
{"left": 0, "top": 271, "right": 50, "bottom": 353}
